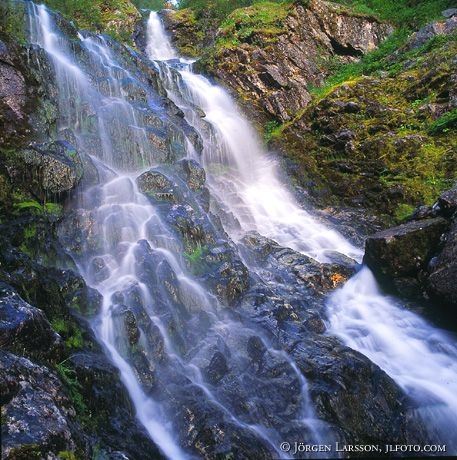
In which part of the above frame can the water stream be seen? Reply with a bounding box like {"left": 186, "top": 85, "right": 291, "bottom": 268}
{"left": 145, "top": 11, "right": 457, "bottom": 454}
{"left": 26, "top": 4, "right": 457, "bottom": 458}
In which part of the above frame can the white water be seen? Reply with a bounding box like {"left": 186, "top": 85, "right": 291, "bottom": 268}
{"left": 146, "top": 11, "right": 457, "bottom": 454}
{"left": 145, "top": 19, "right": 362, "bottom": 262}
{"left": 327, "top": 267, "right": 457, "bottom": 448}
{"left": 25, "top": 3, "right": 457, "bottom": 456}
{"left": 28, "top": 5, "right": 332, "bottom": 459}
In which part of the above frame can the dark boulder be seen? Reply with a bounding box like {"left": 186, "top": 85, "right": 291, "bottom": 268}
{"left": 364, "top": 217, "right": 448, "bottom": 297}
{"left": 0, "top": 350, "right": 83, "bottom": 459}
{"left": 136, "top": 169, "right": 179, "bottom": 203}
{"left": 9, "top": 140, "right": 84, "bottom": 200}
{"left": 0, "top": 283, "right": 64, "bottom": 363}
{"left": 435, "top": 187, "right": 457, "bottom": 218}
{"left": 68, "top": 352, "right": 164, "bottom": 459}
{"left": 177, "top": 158, "right": 206, "bottom": 191}
{"left": 290, "top": 337, "right": 428, "bottom": 447}
{"left": 427, "top": 219, "right": 457, "bottom": 307}
{"left": 204, "top": 351, "right": 229, "bottom": 384}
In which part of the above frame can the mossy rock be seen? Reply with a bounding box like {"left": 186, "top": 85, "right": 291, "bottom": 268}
{"left": 275, "top": 33, "right": 457, "bottom": 220}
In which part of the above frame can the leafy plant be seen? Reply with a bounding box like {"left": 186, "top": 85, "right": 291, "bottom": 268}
{"left": 429, "top": 109, "right": 457, "bottom": 135}
{"left": 56, "top": 360, "right": 88, "bottom": 418}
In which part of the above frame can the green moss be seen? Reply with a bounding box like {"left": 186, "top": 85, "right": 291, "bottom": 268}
{"left": 52, "top": 317, "right": 86, "bottom": 350}
{"left": 0, "top": 0, "right": 28, "bottom": 44}
{"left": 429, "top": 108, "right": 457, "bottom": 135}
{"left": 12, "top": 194, "right": 63, "bottom": 219}
{"left": 280, "top": 31, "right": 457, "bottom": 215}
{"left": 330, "top": 0, "right": 455, "bottom": 28}
{"left": 56, "top": 360, "right": 89, "bottom": 422}
{"left": 184, "top": 244, "right": 208, "bottom": 274}
{"left": 58, "top": 451, "right": 78, "bottom": 460}
{"left": 6, "top": 444, "right": 42, "bottom": 459}
{"left": 41, "top": 0, "right": 140, "bottom": 42}
{"left": 216, "top": 1, "right": 291, "bottom": 49}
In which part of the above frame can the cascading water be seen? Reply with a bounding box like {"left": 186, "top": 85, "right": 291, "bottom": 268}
{"left": 27, "top": 4, "right": 336, "bottom": 459}
{"left": 146, "top": 11, "right": 457, "bottom": 455}
{"left": 24, "top": 1, "right": 457, "bottom": 456}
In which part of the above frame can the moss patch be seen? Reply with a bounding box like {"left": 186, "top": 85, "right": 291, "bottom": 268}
{"left": 275, "top": 32, "right": 457, "bottom": 221}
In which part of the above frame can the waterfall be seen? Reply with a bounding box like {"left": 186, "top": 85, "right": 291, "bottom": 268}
{"left": 146, "top": 11, "right": 457, "bottom": 454}
{"left": 24, "top": 1, "right": 457, "bottom": 456}
{"left": 27, "top": 5, "right": 334, "bottom": 459}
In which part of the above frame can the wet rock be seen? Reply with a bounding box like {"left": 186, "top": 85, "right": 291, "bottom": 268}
{"left": 8, "top": 140, "right": 83, "bottom": 200}
{"left": 0, "top": 350, "right": 82, "bottom": 459}
{"left": 290, "top": 336, "right": 428, "bottom": 446}
{"left": 247, "top": 335, "right": 267, "bottom": 364}
{"left": 427, "top": 219, "right": 457, "bottom": 306}
{"left": 364, "top": 217, "right": 449, "bottom": 280}
{"left": 204, "top": 351, "right": 229, "bottom": 384}
{"left": 137, "top": 169, "right": 179, "bottom": 203}
{"left": 0, "top": 282, "right": 64, "bottom": 363}
{"left": 163, "top": 369, "right": 277, "bottom": 459}
{"left": 177, "top": 158, "right": 206, "bottom": 191}
{"left": 67, "top": 352, "right": 163, "bottom": 459}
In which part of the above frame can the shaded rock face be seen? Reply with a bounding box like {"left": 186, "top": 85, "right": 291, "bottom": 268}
{"left": 0, "top": 283, "right": 64, "bottom": 363}
{"left": 364, "top": 187, "right": 457, "bottom": 317}
{"left": 364, "top": 217, "right": 448, "bottom": 278}
{"left": 174, "top": 0, "right": 392, "bottom": 123}
{"left": 0, "top": 40, "right": 28, "bottom": 142}
{"left": 0, "top": 351, "right": 82, "bottom": 459}
{"left": 7, "top": 140, "right": 84, "bottom": 200}
{"left": 428, "top": 218, "right": 457, "bottom": 306}
{"left": 406, "top": 14, "right": 457, "bottom": 50}
{"left": 274, "top": 29, "right": 457, "bottom": 217}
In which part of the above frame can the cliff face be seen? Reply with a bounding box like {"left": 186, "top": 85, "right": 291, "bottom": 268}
{"left": 163, "top": 1, "right": 456, "bottom": 222}
{"left": 163, "top": 0, "right": 392, "bottom": 123}
{"left": 274, "top": 15, "right": 457, "bottom": 219}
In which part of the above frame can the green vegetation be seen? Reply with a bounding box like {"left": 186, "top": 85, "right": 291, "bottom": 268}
{"left": 280, "top": 30, "right": 457, "bottom": 220}
{"left": 57, "top": 451, "right": 78, "bottom": 460}
{"left": 429, "top": 108, "right": 457, "bottom": 135}
{"left": 52, "top": 318, "right": 86, "bottom": 349}
{"left": 41, "top": 0, "right": 140, "bottom": 42}
{"left": 131, "top": 0, "right": 166, "bottom": 10}
{"left": 56, "top": 360, "right": 90, "bottom": 423}
{"left": 331, "top": 0, "right": 454, "bottom": 28}
{"left": 184, "top": 244, "right": 208, "bottom": 274}
{"left": 217, "top": 1, "right": 291, "bottom": 48}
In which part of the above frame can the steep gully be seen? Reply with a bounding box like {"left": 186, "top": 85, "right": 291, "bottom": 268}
{"left": 28, "top": 4, "right": 457, "bottom": 458}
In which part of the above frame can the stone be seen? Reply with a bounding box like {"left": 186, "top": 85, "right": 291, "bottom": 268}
{"left": 436, "top": 187, "right": 457, "bottom": 217}
{"left": 11, "top": 141, "right": 83, "bottom": 199}
{"left": 137, "top": 169, "right": 178, "bottom": 203}
{"left": 427, "top": 219, "right": 457, "bottom": 306}
{"left": 364, "top": 217, "right": 449, "bottom": 278}
{"left": 197, "top": 0, "right": 392, "bottom": 123}
{"left": 442, "top": 9, "right": 457, "bottom": 18}
{"left": 177, "top": 158, "right": 206, "bottom": 191}
{"left": 0, "top": 350, "right": 81, "bottom": 458}
{"left": 290, "top": 337, "right": 428, "bottom": 446}
{"left": 0, "top": 282, "right": 64, "bottom": 363}
{"left": 204, "top": 351, "right": 229, "bottom": 384}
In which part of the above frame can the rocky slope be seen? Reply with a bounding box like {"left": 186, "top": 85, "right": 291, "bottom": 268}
{"left": 162, "top": 1, "right": 456, "bottom": 223}
{"left": 162, "top": 0, "right": 392, "bottom": 124}
{"left": 274, "top": 15, "right": 457, "bottom": 220}
{"left": 1, "top": 0, "right": 456, "bottom": 458}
